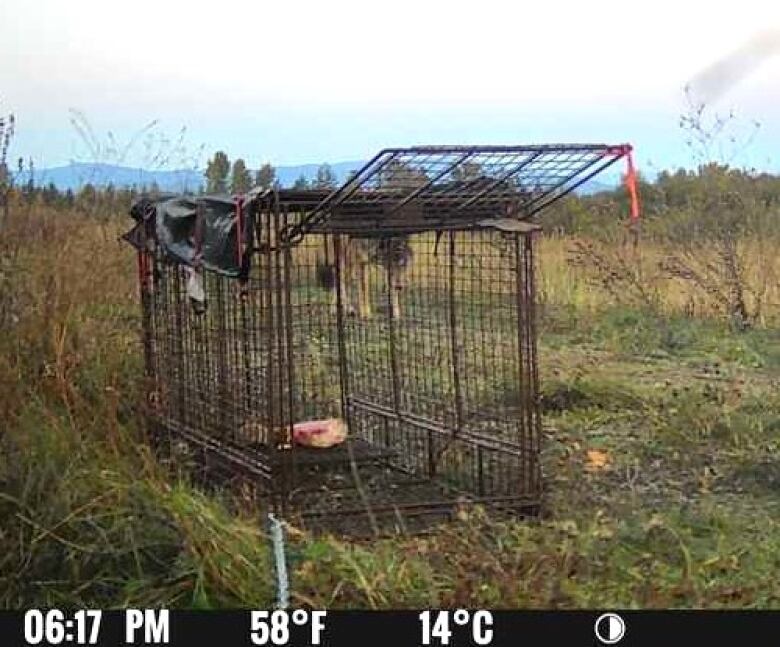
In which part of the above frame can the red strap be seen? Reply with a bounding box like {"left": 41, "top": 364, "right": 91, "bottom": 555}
{"left": 137, "top": 250, "right": 149, "bottom": 289}
{"left": 625, "top": 151, "right": 641, "bottom": 222}
{"left": 194, "top": 203, "right": 205, "bottom": 265}
{"left": 235, "top": 196, "right": 244, "bottom": 268}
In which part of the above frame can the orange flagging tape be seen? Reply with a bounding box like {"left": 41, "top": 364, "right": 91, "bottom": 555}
{"left": 625, "top": 151, "right": 641, "bottom": 222}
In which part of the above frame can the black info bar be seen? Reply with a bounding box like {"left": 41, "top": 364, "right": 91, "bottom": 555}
{"left": 1, "top": 609, "right": 770, "bottom": 646}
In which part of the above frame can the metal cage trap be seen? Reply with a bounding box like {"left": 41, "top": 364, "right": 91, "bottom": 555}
{"left": 125, "top": 143, "right": 633, "bottom": 534}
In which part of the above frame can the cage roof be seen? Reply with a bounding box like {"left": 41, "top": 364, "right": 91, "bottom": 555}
{"left": 278, "top": 144, "right": 632, "bottom": 242}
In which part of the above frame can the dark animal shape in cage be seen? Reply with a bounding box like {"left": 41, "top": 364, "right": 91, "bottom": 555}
{"left": 315, "top": 236, "right": 413, "bottom": 318}
{"left": 124, "top": 143, "right": 635, "bottom": 535}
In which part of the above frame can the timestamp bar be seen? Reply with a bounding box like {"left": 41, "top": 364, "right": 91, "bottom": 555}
{"left": 1, "top": 609, "right": 779, "bottom": 647}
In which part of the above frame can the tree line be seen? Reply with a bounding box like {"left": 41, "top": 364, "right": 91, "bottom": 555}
{"left": 204, "top": 150, "right": 339, "bottom": 194}
{"left": 541, "top": 163, "right": 780, "bottom": 239}
{"left": 0, "top": 150, "right": 346, "bottom": 211}
{"left": 7, "top": 147, "right": 780, "bottom": 247}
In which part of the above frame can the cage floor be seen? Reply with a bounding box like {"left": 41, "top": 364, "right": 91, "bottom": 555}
{"left": 285, "top": 462, "right": 539, "bottom": 536}
{"left": 154, "top": 422, "right": 538, "bottom": 536}
{"left": 253, "top": 437, "right": 398, "bottom": 468}
{"left": 288, "top": 465, "right": 460, "bottom": 536}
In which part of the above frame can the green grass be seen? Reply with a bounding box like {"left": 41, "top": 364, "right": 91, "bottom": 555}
{"left": 5, "top": 301, "right": 780, "bottom": 608}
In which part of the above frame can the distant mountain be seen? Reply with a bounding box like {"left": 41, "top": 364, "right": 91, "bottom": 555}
{"left": 17, "top": 161, "right": 366, "bottom": 192}
{"left": 576, "top": 178, "right": 618, "bottom": 195}
{"left": 18, "top": 163, "right": 203, "bottom": 192}
{"left": 18, "top": 161, "right": 619, "bottom": 195}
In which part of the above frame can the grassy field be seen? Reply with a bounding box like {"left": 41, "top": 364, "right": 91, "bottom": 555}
{"left": 2, "top": 200, "right": 780, "bottom": 608}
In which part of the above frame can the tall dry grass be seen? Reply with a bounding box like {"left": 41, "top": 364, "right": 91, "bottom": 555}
{"left": 294, "top": 225, "right": 780, "bottom": 325}
{"left": 0, "top": 200, "right": 279, "bottom": 607}
{"left": 537, "top": 234, "right": 780, "bottom": 325}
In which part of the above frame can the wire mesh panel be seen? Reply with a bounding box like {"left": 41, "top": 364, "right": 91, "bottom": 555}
{"left": 139, "top": 223, "right": 540, "bottom": 530}
{"left": 334, "top": 228, "right": 540, "bottom": 505}
{"left": 284, "top": 144, "right": 631, "bottom": 241}
{"left": 142, "top": 259, "right": 273, "bottom": 484}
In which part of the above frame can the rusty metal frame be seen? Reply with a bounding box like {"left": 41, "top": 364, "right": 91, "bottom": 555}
{"left": 134, "top": 143, "right": 631, "bottom": 534}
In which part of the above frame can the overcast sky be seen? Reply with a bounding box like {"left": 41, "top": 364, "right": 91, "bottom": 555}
{"left": 1, "top": 0, "right": 779, "bottom": 173}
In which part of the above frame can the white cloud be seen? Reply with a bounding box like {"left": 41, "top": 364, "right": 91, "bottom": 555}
{"left": 3, "top": 0, "right": 779, "bottom": 103}
{"left": 1, "top": 0, "right": 778, "bottom": 166}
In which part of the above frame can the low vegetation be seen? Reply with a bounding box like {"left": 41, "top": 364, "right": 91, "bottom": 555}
{"left": 2, "top": 160, "right": 780, "bottom": 608}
